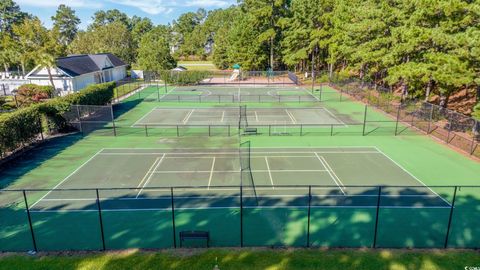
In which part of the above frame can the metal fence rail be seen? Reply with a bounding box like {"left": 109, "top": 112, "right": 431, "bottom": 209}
{"left": 1, "top": 185, "right": 479, "bottom": 251}
{"left": 323, "top": 79, "right": 480, "bottom": 157}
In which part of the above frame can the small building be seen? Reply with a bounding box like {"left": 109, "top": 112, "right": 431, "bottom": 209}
{"left": 26, "top": 53, "right": 127, "bottom": 96}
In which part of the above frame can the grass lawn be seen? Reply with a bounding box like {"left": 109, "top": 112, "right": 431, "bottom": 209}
{"left": 1, "top": 248, "right": 479, "bottom": 270}
{"left": 177, "top": 61, "right": 218, "bottom": 71}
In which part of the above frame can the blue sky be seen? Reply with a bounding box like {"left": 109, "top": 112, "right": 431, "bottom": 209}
{"left": 16, "top": 0, "right": 237, "bottom": 29}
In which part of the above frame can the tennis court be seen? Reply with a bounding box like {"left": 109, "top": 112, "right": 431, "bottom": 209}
{"left": 132, "top": 107, "right": 346, "bottom": 126}
{"left": 140, "top": 85, "right": 319, "bottom": 102}
{"left": 29, "top": 146, "right": 450, "bottom": 212}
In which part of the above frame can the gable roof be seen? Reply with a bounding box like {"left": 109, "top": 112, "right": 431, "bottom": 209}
{"left": 55, "top": 53, "right": 126, "bottom": 77}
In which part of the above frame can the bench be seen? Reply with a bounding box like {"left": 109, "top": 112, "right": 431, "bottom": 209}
{"left": 243, "top": 127, "right": 258, "bottom": 135}
{"left": 179, "top": 231, "right": 210, "bottom": 248}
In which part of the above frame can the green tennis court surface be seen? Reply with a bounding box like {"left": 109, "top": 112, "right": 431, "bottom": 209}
{"left": 132, "top": 107, "right": 345, "bottom": 126}
{"left": 29, "top": 147, "right": 450, "bottom": 212}
{"left": 137, "top": 85, "right": 319, "bottom": 102}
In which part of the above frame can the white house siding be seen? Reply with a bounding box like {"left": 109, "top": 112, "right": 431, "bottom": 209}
{"left": 72, "top": 73, "right": 96, "bottom": 92}
{"left": 28, "top": 78, "right": 74, "bottom": 96}
{"left": 112, "top": 67, "right": 126, "bottom": 81}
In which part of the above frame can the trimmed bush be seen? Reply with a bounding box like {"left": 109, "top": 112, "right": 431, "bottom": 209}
{"left": 16, "top": 84, "right": 54, "bottom": 106}
{"left": 0, "top": 82, "right": 116, "bottom": 156}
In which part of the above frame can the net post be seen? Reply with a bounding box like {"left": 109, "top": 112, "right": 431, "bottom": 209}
{"left": 269, "top": 125, "right": 271, "bottom": 136}
{"left": 22, "top": 190, "right": 38, "bottom": 252}
{"left": 164, "top": 80, "right": 167, "bottom": 93}
{"left": 176, "top": 125, "right": 179, "bottom": 137}
{"left": 307, "top": 185, "right": 312, "bottom": 247}
{"left": 395, "top": 105, "right": 401, "bottom": 136}
{"left": 362, "top": 105, "right": 368, "bottom": 136}
{"left": 373, "top": 186, "right": 382, "bottom": 248}
{"left": 240, "top": 185, "right": 243, "bottom": 247}
{"left": 444, "top": 186, "right": 457, "bottom": 248}
{"left": 319, "top": 85, "right": 322, "bottom": 101}
{"left": 95, "top": 189, "right": 106, "bottom": 250}
{"left": 171, "top": 187, "right": 177, "bottom": 248}
{"left": 330, "top": 124, "right": 333, "bottom": 136}
{"left": 300, "top": 124, "right": 303, "bottom": 136}
{"left": 209, "top": 125, "right": 211, "bottom": 137}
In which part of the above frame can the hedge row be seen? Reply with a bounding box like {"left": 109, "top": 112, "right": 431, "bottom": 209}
{"left": 158, "top": 70, "right": 211, "bottom": 85}
{"left": 0, "top": 82, "right": 116, "bottom": 156}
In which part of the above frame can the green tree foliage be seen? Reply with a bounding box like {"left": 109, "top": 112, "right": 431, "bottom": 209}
{"left": 90, "top": 9, "right": 130, "bottom": 30}
{"left": 51, "top": 4, "right": 81, "bottom": 46}
{"left": 136, "top": 26, "right": 176, "bottom": 71}
{"left": 0, "top": 0, "right": 28, "bottom": 35}
{"left": 68, "top": 21, "right": 134, "bottom": 64}
{"left": 16, "top": 84, "right": 53, "bottom": 106}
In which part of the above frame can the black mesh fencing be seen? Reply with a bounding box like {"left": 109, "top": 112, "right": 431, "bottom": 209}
{"left": 0, "top": 185, "right": 479, "bottom": 251}
{"left": 326, "top": 77, "right": 479, "bottom": 158}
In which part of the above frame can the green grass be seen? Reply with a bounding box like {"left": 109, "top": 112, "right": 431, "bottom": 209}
{"left": 177, "top": 61, "right": 218, "bottom": 71}
{"left": 1, "top": 249, "right": 479, "bottom": 270}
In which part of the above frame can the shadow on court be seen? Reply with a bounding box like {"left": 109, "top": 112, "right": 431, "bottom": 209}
{"left": 2, "top": 186, "right": 479, "bottom": 251}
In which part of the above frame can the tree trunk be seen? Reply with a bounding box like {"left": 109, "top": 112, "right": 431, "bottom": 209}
{"left": 46, "top": 67, "right": 56, "bottom": 96}
{"left": 270, "top": 37, "right": 274, "bottom": 70}
{"left": 328, "top": 63, "right": 333, "bottom": 80}
{"left": 3, "top": 63, "right": 9, "bottom": 74}
{"left": 425, "top": 79, "right": 433, "bottom": 102}
{"left": 401, "top": 80, "right": 408, "bottom": 102}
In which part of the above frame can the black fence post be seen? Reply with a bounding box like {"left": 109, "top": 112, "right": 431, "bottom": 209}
{"left": 444, "top": 186, "right": 458, "bottom": 248}
{"left": 145, "top": 125, "right": 148, "bottom": 137}
{"left": 300, "top": 124, "right": 303, "bottom": 136}
{"left": 96, "top": 189, "right": 106, "bottom": 250}
{"left": 394, "top": 105, "right": 401, "bottom": 136}
{"left": 22, "top": 190, "right": 38, "bottom": 252}
{"left": 269, "top": 125, "right": 271, "bottom": 136}
{"left": 240, "top": 185, "right": 243, "bottom": 247}
{"left": 110, "top": 105, "right": 117, "bottom": 137}
{"left": 362, "top": 105, "right": 368, "bottom": 136}
{"left": 176, "top": 125, "right": 179, "bottom": 137}
{"left": 330, "top": 125, "right": 334, "bottom": 136}
{"left": 373, "top": 186, "right": 382, "bottom": 248}
{"left": 171, "top": 187, "right": 177, "bottom": 248}
{"left": 307, "top": 186, "right": 312, "bottom": 247}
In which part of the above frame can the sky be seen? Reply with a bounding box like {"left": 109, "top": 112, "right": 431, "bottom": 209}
{"left": 16, "top": 0, "right": 238, "bottom": 29}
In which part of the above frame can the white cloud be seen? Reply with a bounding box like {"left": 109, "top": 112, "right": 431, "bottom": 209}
{"left": 16, "top": 0, "right": 102, "bottom": 8}
{"left": 108, "top": 0, "right": 234, "bottom": 15}
{"left": 184, "top": 0, "right": 232, "bottom": 7}
{"left": 108, "top": 0, "right": 174, "bottom": 15}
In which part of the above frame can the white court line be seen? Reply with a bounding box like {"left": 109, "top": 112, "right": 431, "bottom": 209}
{"left": 285, "top": 109, "right": 297, "bottom": 124}
{"left": 321, "top": 107, "right": 348, "bottom": 127}
{"left": 131, "top": 107, "right": 158, "bottom": 127}
{"left": 207, "top": 157, "right": 216, "bottom": 190}
{"left": 255, "top": 111, "right": 259, "bottom": 122}
{"left": 136, "top": 154, "right": 166, "bottom": 198}
{"left": 221, "top": 111, "right": 225, "bottom": 122}
{"left": 264, "top": 157, "right": 275, "bottom": 189}
{"left": 136, "top": 157, "right": 161, "bottom": 189}
{"left": 303, "top": 88, "right": 321, "bottom": 101}
{"left": 182, "top": 109, "right": 195, "bottom": 124}
{"left": 98, "top": 152, "right": 381, "bottom": 156}
{"left": 29, "top": 204, "right": 452, "bottom": 213}
{"left": 152, "top": 169, "right": 329, "bottom": 173}
{"left": 373, "top": 146, "right": 452, "bottom": 206}
{"left": 314, "top": 152, "right": 345, "bottom": 195}
{"left": 29, "top": 149, "right": 105, "bottom": 209}
{"left": 320, "top": 156, "right": 345, "bottom": 188}
{"left": 40, "top": 192, "right": 449, "bottom": 202}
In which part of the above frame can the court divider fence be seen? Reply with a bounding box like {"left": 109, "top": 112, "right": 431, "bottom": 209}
{"left": 321, "top": 78, "right": 480, "bottom": 158}
{"left": 1, "top": 185, "right": 479, "bottom": 251}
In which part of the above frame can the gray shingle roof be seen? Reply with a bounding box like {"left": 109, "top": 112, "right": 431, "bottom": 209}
{"left": 56, "top": 53, "right": 126, "bottom": 77}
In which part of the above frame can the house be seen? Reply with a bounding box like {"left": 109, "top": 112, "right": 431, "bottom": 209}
{"left": 26, "top": 53, "right": 127, "bottom": 96}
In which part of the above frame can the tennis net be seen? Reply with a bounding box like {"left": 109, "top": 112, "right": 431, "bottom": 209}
{"left": 239, "top": 141, "right": 258, "bottom": 205}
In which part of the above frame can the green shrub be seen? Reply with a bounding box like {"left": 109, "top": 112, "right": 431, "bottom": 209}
{"left": 473, "top": 102, "right": 480, "bottom": 120}
{"left": 0, "top": 82, "right": 115, "bottom": 155}
{"left": 16, "top": 84, "right": 54, "bottom": 106}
